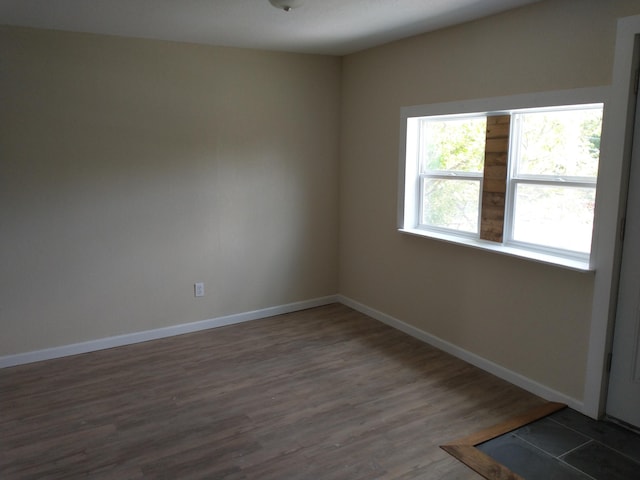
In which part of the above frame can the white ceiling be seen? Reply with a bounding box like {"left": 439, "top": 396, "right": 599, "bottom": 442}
{"left": 0, "top": 0, "right": 541, "bottom": 55}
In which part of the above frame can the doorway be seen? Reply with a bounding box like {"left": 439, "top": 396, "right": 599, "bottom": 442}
{"left": 607, "top": 69, "right": 640, "bottom": 430}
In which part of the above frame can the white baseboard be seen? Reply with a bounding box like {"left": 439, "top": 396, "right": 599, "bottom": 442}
{"left": 0, "top": 295, "right": 339, "bottom": 369}
{"left": 338, "top": 295, "right": 584, "bottom": 412}
{"left": 0, "top": 293, "right": 585, "bottom": 414}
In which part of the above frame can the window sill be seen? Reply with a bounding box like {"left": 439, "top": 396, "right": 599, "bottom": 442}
{"left": 398, "top": 228, "right": 594, "bottom": 272}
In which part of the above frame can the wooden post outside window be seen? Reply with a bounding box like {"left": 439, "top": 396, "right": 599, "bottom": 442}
{"left": 480, "top": 115, "right": 510, "bottom": 242}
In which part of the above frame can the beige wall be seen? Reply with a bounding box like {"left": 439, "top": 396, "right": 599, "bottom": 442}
{"left": 339, "top": 0, "right": 640, "bottom": 402}
{"left": 3, "top": 0, "right": 640, "bottom": 405}
{"left": 0, "top": 27, "right": 341, "bottom": 355}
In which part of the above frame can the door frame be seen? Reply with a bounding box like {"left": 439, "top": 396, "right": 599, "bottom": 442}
{"left": 584, "top": 14, "right": 640, "bottom": 419}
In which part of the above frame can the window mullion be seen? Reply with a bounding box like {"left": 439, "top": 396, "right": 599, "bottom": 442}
{"left": 512, "top": 177, "right": 596, "bottom": 188}
{"left": 421, "top": 171, "right": 482, "bottom": 179}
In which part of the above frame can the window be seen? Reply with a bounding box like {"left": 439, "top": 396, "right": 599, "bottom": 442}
{"left": 419, "top": 116, "right": 486, "bottom": 235}
{"left": 399, "top": 90, "right": 605, "bottom": 270}
{"left": 508, "top": 107, "right": 601, "bottom": 254}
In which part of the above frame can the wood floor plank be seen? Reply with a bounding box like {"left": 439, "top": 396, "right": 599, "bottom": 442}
{"left": 438, "top": 401, "right": 566, "bottom": 479}
{"left": 1, "top": 303, "right": 545, "bottom": 479}
{"left": 445, "top": 401, "right": 566, "bottom": 447}
{"left": 440, "top": 446, "right": 524, "bottom": 480}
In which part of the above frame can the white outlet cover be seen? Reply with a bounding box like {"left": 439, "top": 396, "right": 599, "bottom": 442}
{"left": 194, "top": 282, "right": 205, "bottom": 297}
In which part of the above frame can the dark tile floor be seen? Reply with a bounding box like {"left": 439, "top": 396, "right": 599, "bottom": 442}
{"left": 477, "top": 408, "right": 640, "bottom": 480}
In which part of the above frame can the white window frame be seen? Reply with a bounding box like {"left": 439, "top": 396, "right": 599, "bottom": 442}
{"left": 398, "top": 88, "right": 607, "bottom": 272}
{"left": 503, "top": 105, "right": 602, "bottom": 262}
{"left": 416, "top": 115, "right": 486, "bottom": 237}
{"left": 418, "top": 173, "right": 483, "bottom": 236}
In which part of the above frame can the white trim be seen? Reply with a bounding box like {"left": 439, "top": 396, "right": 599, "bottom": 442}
{"left": 2, "top": 292, "right": 585, "bottom": 413}
{"left": 399, "top": 88, "right": 607, "bottom": 273}
{"left": 338, "top": 295, "right": 584, "bottom": 412}
{"left": 584, "top": 14, "right": 640, "bottom": 418}
{"left": 0, "top": 295, "right": 339, "bottom": 368}
{"left": 400, "top": 87, "right": 608, "bottom": 119}
{"left": 399, "top": 227, "right": 593, "bottom": 272}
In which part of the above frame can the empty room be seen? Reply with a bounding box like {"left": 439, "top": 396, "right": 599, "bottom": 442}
{"left": 2, "top": 0, "right": 640, "bottom": 478}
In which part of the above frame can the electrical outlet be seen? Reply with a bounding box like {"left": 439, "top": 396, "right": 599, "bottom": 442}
{"left": 194, "top": 282, "right": 205, "bottom": 297}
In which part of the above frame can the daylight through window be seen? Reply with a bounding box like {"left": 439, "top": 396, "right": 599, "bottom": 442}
{"left": 400, "top": 99, "right": 603, "bottom": 267}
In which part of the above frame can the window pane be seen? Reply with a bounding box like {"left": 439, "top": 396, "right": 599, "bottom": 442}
{"left": 512, "top": 184, "right": 595, "bottom": 253}
{"left": 420, "top": 117, "right": 486, "bottom": 173}
{"left": 514, "top": 108, "right": 602, "bottom": 178}
{"left": 421, "top": 178, "right": 480, "bottom": 233}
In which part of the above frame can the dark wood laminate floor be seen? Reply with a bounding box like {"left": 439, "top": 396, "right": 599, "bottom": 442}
{"left": 1, "top": 303, "right": 545, "bottom": 479}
